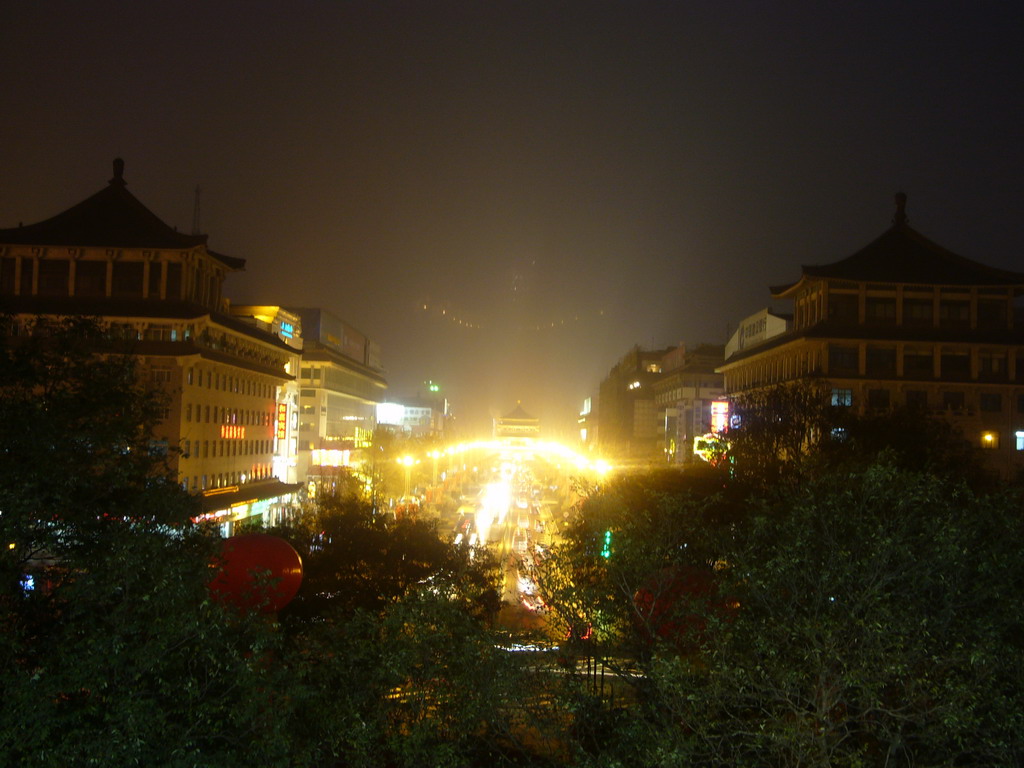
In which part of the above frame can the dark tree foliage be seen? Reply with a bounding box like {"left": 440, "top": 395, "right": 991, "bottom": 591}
{"left": 726, "top": 378, "right": 838, "bottom": 493}
{"left": 538, "top": 467, "right": 741, "bottom": 671}
{"left": 544, "top": 458, "right": 1024, "bottom": 767}
{"left": 648, "top": 464, "right": 1024, "bottom": 767}
{"left": 0, "top": 317, "right": 195, "bottom": 567}
{"left": 819, "top": 405, "right": 994, "bottom": 490}
{"left": 728, "top": 380, "right": 992, "bottom": 493}
{"left": 276, "top": 492, "right": 502, "bottom": 625}
{"left": 0, "top": 317, "right": 297, "bottom": 766}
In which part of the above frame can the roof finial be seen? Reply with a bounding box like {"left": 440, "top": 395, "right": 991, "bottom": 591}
{"left": 893, "top": 191, "right": 908, "bottom": 226}
{"left": 110, "top": 158, "right": 126, "bottom": 187}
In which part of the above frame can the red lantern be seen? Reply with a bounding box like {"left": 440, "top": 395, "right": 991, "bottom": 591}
{"left": 208, "top": 534, "right": 303, "bottom": 614}
{"left": 633, "top": 565, "right": 718, "bottom": 646}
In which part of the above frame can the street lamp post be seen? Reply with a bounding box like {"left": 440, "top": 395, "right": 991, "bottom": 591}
{"left": 399, "top": 455, "right": 415, "bottom": 497}
{"left": 429, "top": 450, "right": 440, "bottom": 486}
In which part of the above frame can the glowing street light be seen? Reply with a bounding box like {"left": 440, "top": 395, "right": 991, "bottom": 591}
{"left": 398, "top": 455, "right": 416, "bottom": 496}
{"left": 428, "top": 449, "right": 441, "bottom": 485}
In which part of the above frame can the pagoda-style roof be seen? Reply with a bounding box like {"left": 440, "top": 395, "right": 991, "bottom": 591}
{"left": 502, "top": 402, "right": 536, "bottom": 421}
{"left": 772, "top": 194, "right": 1024, "bottom": 298}
{"left": 0, "top": 159, "right": 244, "bottom": 270}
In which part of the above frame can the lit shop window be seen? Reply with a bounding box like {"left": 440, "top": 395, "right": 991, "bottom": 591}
{"left": 1016, "top": 431, "right": 1024, "bottom": 451}
{"left": 831, "top": 388, "right": 853, "bottom": 407}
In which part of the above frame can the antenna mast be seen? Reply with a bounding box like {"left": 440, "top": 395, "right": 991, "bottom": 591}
{"left": 191, "top": 185, "right": 202, "bottom": 235}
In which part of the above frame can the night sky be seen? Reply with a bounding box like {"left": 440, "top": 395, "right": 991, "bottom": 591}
{"left": 2, "top": 2, "right": 1022, "bottom": 437}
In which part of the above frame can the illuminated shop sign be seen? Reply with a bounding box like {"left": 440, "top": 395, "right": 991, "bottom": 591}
{"left": 312, "top": 449, "right": 351, "bottom": 467}
{"left": 220, "top": 425, "right": 246, "bottom": 439}
{"left": 277, "top": 403, "right": 288, "bottom": 439}
{"left": 710, "top": 400, "right": 730, "bottom": 434}
{"left": 694, "top": 433, "right": 728, "bottom": 466}
{"left": 279, "top": 321, "right": 294, "bottom": 339}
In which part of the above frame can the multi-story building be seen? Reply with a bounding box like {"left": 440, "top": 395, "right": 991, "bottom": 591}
{"left": 229, "top": 305, "right": 304, "bottom": 486}
{"left": 288, "top": 307, "right": 387, "bottom": 492}
{"left": 596, "top": 345, "right": 674, "bottom": 460}
{"left": 494, "top": 402, "right": 540, "bottom": 444}
{"left": 0, "top": 159, "right": 303, "bottom": 528}
{"left": 717, "top": 193, "right": 1024, "bottom": 479}
{"left": 652, "top": 343, "right": 726, "bottom": 463}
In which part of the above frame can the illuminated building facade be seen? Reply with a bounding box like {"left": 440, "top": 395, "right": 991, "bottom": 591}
{"left": 229, "top": 305, "right": 304, "bottom": 486}
{"left": 652, "top": 343, "right": 726, "bottom": 463}
{"left": 288, "top": 307, "right": 387, "bottom": 491}
{"left": 0, "top": 159, "right": 302, "bottom": 528}
{"left": 494, "top": 402, "right": 540, "bottom": 444}
{"left": 718, "top": 194, "right": 1024, "bottom": 479}
{"left": 596, "top": 345, "right": 673, "bottom": 459}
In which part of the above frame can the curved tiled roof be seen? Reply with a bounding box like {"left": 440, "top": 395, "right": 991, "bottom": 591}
{"left": 502, "top": 402, "right": 536, "bottom": 421}
{"left": 0, "top": 159, "right": 244, "bottom": 270}
{"left": 772, "top": 194, "right": 1024, "bottom": 296}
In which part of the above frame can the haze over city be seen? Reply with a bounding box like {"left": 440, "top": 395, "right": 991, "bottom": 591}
{"left": 2, "top": 1, "right": 1021, "bottom": 436}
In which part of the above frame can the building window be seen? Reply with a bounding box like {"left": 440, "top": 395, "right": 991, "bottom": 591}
{"left": 940, "top": 351, "right": 970, "bottom": 380}
{"left": 977, "top": 299, "right": 1007, "bottom": 328}
{"left": 866, "top": 347, "right": 897, "bottom": 377}
{"left": 166, "top": 263, "right": 182, "bottom": 299}
{"left": 1017, "top": 395, "right": 1024, "bottom": 413}
{"left": 1016, "top": 431, "right": 1024, "bottom": 451}
{"left": 939, "top": 300, "right": 970, "bottom": 329}
{"left": 903, "top": 349, "right": 933, "bottom": 379}
{"left": 980, "top": 393, "right": 1002, "bottom": 412}
{"left": 111, "top": 261, "right": 144, "bottom": 298}
{"left": 905, "top": 390, "right": 928, "bottom": 410}
{"left": 980, "top": 431, "right": 999, "bottom": 449}
{"left": 903, "top": 298, "right": 933, "bottom": 327}
{"left": 185, "top": 403, "right": 192, "bottom": 422}
{"left": 865, "top": 297, "right": 897, "bottom": 325}
{"left": 831, "top": 388, "right": 853, "bottom": 407}
{"left": 867, "top": 389, "right": 891, "bottom": 410}
{"left": 828, "top": 293, "right": 858, "bottom": 323}
{"left": 148, "top": 262, "right": 162, "bottom": 298}
{"left": 0, "top": 257, "right": 15, "bottom": 295}
{"left": 979, "top": 352, "right": 1006, "bottom": 380}
{"left": 37, "top": 259, "right": 70, "bottom": 296}
{"left": 942, "top": 391, "right": 965, "bottom": 411}
{"left": 828, "top": 345, "right": 859, "bottom": 376}
{"left": 187, "top": 368, "right": 194, "bottom": 386}
{"left": 74, "top": 260, "right": 107, "bottom": 297}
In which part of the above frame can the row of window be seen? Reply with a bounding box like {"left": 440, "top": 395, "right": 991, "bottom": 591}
{"left": 0, "top": 256, "right": 225, "bottom": 309}
{"left": 831, "top": 387, "right": 1021, "bottom": 413}
{"left": 184, "top": 403, "right": 276, "bottom": 427}
{"left": 829, "top": 345, "right": 1017, "bottom": 380}
{"left": 186, "top": 367, "right": 276, "bottom": 398}
{"left": 827, "top": 294, "right": 1010, "bottom": 328}
{"left": 299, "top": 367, "right": 383, "bottom": 401}
{"left": 182, "top": 438, "right": 274, "bottom": 460}
{"left": 184, "top": 464, "right": 273, "bottom": 492}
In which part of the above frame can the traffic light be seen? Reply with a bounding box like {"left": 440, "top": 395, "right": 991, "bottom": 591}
{"left": 601, "top": 529, "right": 612, "bottom": 559}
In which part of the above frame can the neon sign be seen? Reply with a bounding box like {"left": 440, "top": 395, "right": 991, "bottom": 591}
{"left": 220, "top": 425, "right": 246, "bottom": 439}
{"left": 710, "top": 400, "right": 730, "bottom": 434}
{"left": 276, "top": 403, "right": 287, "bottom": 439}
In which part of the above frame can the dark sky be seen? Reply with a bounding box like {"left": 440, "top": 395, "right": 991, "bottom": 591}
{"left": 2, "top": 2, "right": 1022, "bottom": 437}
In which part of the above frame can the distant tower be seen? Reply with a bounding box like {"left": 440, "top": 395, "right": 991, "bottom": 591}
{"left": 191, "top": 185, "right": 202, "bottom": 235}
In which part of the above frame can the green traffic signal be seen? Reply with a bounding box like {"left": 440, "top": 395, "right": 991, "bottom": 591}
{"left": 601, "top": 529, "right": 612, "bottom": 559}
